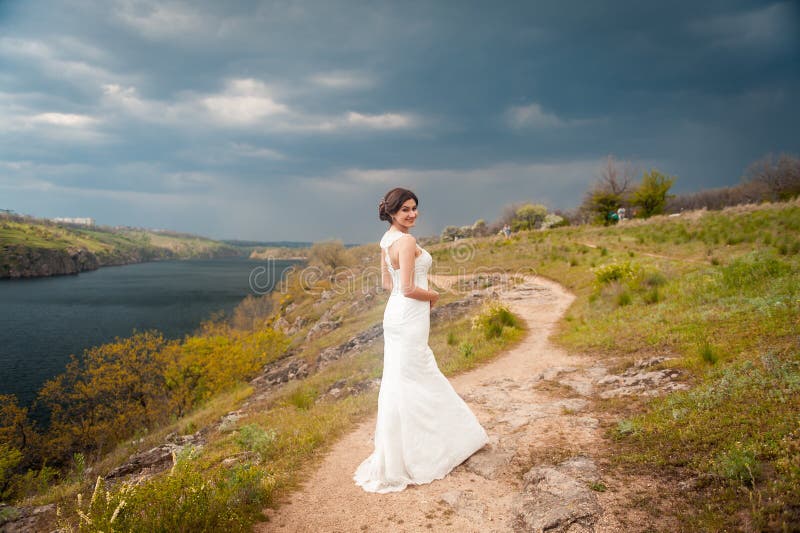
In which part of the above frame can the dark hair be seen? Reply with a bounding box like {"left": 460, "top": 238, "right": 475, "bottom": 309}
{"left": 378, "top": 187, "right": 418, "bottom": 223}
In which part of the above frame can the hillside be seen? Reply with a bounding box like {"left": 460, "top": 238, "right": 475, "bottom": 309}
{"left": 0, "top": 215, "right": 242, "bottom": 279}
{"left": 1, "top": 200, "right": 797, "bottom": 532}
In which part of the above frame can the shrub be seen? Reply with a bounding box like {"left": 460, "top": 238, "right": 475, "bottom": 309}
{"left": 307, "top": 240, "right": 353, "bottom": 271}
{"left": 593, "top": 262, "right": 635, "bottom": 285}
{"left": 541, "top": 214, "right": 566, "bottom": 229}
{"left": 11, "top": 463, "right": 59, "bottom": 500}
{"left": 235, "top": 424, "right": 278, "bottom": 459}
{"left": 512, "top": 204, "right": 548, "bottom": 231}
{"left": 225, "top": 462, "right": 272, "bottom": 507}
{"left": 58, "top": 450, "right": 263, "bottom": 532}
{"left": 616, "top": 291, "right": 632, "bottom": 307}
{"left": 643, "top": 271, "right": 667, "bottom": 287}
{"left": 230, "top": 295, "right": 274, "bottom": 331}
{"left": 614, "top": 419, "right": 641, "bottom": 438}
{"left": 0, "top": 444, "right": 22, "bottom": 500}
{"left": 643, "top": 287, "right": 661, "bottom": 304}
{"left": 284, "top": 386, "right": 318, "bottom": 410}
{"left": 700, "top": 343, "right": 720, "bottom": 365}
{"left": 711, "top": 442, "right": 760, "bottom": 486}
{"left": 472, "top": 301, "right": 520, "bottom": 339}
{"left": 446, "top": 331, "right": 458, "bottom": 346}
{"left": 459, "top": 342, "right": 475, "bottom": 358}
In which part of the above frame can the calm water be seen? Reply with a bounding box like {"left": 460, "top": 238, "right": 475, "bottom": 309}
{"left": 0, "top": 257, "right": 297, "bottom": 407}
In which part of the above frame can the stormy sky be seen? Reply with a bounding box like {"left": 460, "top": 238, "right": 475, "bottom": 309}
{"left": 1, "top": 0, "right": 798, "bottom": 242}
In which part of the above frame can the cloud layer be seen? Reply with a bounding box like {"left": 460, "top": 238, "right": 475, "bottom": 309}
{"left": 1, "top": 0, "right": 798, "bottom": 242}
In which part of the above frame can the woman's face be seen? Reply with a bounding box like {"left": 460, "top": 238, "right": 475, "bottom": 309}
{"left": 391, "top": 198, "right": 418, "bottom": 230}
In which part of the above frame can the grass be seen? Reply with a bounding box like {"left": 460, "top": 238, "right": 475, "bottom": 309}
{"left": 49, "top": 264, "right": 524, "bottom": 531}
{"left": 429, "top": 199, "right": 800, "bottom": 530}
{"left": 18, "top": 199, "right": 800, "bottom": 531}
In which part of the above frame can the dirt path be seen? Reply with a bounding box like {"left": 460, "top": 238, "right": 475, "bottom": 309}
{"left": 255, "top": 276, "right": 667, "bottom": 532}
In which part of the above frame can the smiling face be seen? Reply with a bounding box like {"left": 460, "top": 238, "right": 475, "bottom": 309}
{"left": 390, "top": 198, "right": 418, "bottom": 232}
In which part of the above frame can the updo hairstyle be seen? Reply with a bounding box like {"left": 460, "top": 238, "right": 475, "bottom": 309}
{"left": 378, "top": 187, "right": 419, "bottom": 223}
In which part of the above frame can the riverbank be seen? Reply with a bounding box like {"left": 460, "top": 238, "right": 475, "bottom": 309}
{"left": 0, "top": 256, "right": 296, "bottom": 411}
{"left": 0, "top": 215, "right": 243, "bottom": 279}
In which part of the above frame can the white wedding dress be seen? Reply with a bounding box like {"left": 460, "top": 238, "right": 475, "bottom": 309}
{"left": 353, "top": 230, "right": 489, "bottom": 493}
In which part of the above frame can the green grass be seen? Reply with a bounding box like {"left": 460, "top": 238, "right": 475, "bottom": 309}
{"left": 22, "top": 199, "right": 800, "bottom": 531}
{"left": 429, "top": 199, "right": 800, "bottom": 530}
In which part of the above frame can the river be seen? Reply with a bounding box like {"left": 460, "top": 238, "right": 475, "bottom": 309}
{"left": 0, "top": 256, "right": 299, "bottom": 407}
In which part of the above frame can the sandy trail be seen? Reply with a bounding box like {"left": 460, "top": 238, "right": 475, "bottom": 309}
{"left": 255, "top": 275, "right": 628, "bottom": 532}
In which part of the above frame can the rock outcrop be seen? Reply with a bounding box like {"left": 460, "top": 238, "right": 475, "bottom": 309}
{"left": 512, "top": 456, "right": 603, "bottom": 532}
{"left": 596, "top": 356, "right": 688, "bottom": 398}
{"left": 1, "top": 241, "right": 241, "bottom": 280}
{"left": 0, "top": 503, "right": 55, "bottom": 533}
{"left": 1, "top": 246, "right": 102, "bottom": 278}
{"left": 104, "top": 431, "right": 205, "bottom": 480}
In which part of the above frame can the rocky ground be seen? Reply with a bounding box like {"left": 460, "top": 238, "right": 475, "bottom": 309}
{"left": 254, "top": 275, "right": 686, "bottom": 532}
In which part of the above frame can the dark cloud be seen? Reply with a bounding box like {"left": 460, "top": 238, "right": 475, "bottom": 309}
{"left": 1, "top": 0, "right": 797, "bottom": 242}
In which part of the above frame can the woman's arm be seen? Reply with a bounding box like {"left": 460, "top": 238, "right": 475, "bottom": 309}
{"left": 394, "top": 235, "right": 438, "bottom": 303}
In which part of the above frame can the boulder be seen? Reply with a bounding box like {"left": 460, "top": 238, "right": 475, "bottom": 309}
{"left": 512, "top": 457, "right": 602, "bottom": 532}
{"left": 105, "top": 432, "right": 204, "bottom": 480}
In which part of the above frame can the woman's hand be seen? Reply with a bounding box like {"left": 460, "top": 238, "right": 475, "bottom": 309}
{"left": 429, "top": 290, "right": 439, "bottom": 309}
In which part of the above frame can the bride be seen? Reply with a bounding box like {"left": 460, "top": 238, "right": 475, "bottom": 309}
{"left": 353, "top": 187, "right": 489, "bottom": 493}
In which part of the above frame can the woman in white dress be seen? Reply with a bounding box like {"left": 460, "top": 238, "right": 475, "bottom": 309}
{"left": 353, "top": 187, "right": 489, "bottom": 494}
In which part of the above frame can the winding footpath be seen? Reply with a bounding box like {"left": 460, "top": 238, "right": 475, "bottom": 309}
{"left": 255, "top": 275, "right": 675, "bottom": 532}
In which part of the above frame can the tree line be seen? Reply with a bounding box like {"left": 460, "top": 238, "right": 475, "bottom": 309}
{"left": 441, "top": 152, "right": 800, "bottom": 239}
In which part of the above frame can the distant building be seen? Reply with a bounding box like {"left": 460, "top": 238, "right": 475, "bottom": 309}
{"left": 53, "top": 217, "right": 95, "bottom": 226}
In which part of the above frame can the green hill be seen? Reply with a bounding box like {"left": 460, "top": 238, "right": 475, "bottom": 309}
{"left": 0, "top": 215, "right": 242, "bottom": 279}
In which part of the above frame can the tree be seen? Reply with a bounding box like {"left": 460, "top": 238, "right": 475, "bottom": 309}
{"left": 471, "top": 219, "right": 488, "bottom": 237}
{"left": 440, "top": 226, "right": 460, "bottom": 242}
{"left": 583, "top": 189, "right": 622, "bottom": 225}
{"left": 512, "top": 204, "right": 548, "bottom": 231}
{"left": 745, "top": 153, "right": 800, "bottom": 201}
{"left": 230, "top": 294, "right": 273, "bottom": 331}
{"left": 631, "top": 169, "right": 676, "bottom": 218}
{"left": 37, "top": 330, "right": 173, "bottom": 460}
{"left": 580, "top": 155, "right": 636, "bottom": 224}
{"left": 599, "top": 154, "right": 634, "bottom": 197}
{"left": 0, "top": 394, "right": 35, "bottom": 498}
{"left": 0, "top": 394, "right": 33, "bottom": 452}
{"left": 307, "top": 240, "right": 353, "bottom": 271}
{"left": 541, "top": 213, "right": 565, "bottom": 229}
{"left": 496, "top": 202, "right": 527, "bottom": 228}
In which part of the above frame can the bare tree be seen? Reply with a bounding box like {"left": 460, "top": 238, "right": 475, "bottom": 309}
{"left": 489, "top": 201, "right": 527, "bottom": 233}
{"left": 666, "top": 152, "right": 800, "bottom": 213}
{"left": 599, "top": 154, "right": 635, "bottom": 198}
{"left": 745, "top": 153, "right": 800, "bottom": 202}
{"left": 579, "top": 155, "right": 636, "bottom": 223}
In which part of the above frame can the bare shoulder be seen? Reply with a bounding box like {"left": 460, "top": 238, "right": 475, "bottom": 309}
{"left": 395, "top": 233, "right": 416, "bottom": 248}
{"left": 385, "top": 230, "right": 415, "bottom": 244}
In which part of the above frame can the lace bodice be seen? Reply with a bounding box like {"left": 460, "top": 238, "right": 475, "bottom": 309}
{"left": 380, "top": 230, "right": 432, "bottom": 295}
